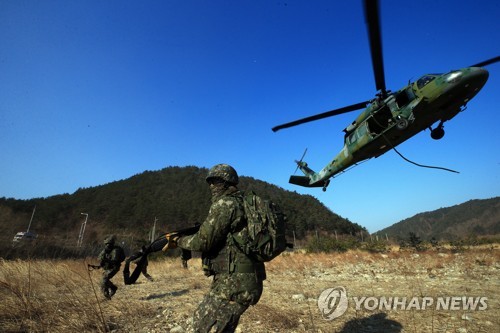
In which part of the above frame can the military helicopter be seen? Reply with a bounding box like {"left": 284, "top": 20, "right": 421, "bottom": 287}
{"left": 272, "top": 0, "right": 499, "bottom": 192}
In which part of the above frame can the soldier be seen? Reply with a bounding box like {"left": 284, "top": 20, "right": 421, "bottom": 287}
{"left": 98, "top": 235, "right": 125, "bottom": 299}
{"left": 163, "top": 164, "right": 266, "bottom": 333}
{"left": 181, "top": 248, "right": 191, "bottom": 269}
{"left": 131, "top": 245, "right": 154, "bottom": 281}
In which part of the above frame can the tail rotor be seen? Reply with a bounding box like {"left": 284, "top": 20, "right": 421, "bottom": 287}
{"left": 294, "top": 148, "right": 308, "bottom": 174}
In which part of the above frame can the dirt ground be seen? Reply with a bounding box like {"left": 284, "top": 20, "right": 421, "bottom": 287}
{"left": 102, "top": 248, "right": 500, "bottom": 333}
{"left": 1, "top": 247, "right": 499, "bottom": 332}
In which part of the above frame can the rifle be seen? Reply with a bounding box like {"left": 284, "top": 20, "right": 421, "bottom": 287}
{"left": 123, "top": 224, "right": 200, "bottom": 285}
{"left": 87, "top": 264, "right": 101, "bottom": 271}
{"left": 149, "top": 224, "right": 201, "bottom": 253}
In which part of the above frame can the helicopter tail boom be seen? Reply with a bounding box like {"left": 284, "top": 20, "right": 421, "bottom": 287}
{"left": 289, "top": 160, "right": 331, "bottom": 190}
{"left": 289, "top": 175, "right": 329, "bottom": 188}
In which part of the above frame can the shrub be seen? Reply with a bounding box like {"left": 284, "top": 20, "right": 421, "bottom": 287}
{"left": 305, "top": 234, "right": 359, "bottom": 253}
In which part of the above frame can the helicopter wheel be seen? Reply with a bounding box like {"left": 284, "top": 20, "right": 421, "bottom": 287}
{"left": 431, "top": 126, "right": 445, "bottom": 140}
{"left": 322, "top": 179, "right": 330, "bottom": 192}
{"left": 396, "top": 118, "right": 409, "bottom": 130}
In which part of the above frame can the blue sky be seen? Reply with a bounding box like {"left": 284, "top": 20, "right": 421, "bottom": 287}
{"left": 1, "top": 0, "right": 499, "bottom": 233}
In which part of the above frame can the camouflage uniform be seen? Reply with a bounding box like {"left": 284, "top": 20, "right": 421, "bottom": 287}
{"left": 131, "top": 246, "right": 153, "bottom": 281}
{"left": 98, "top": 235, "right": 124, "bottom": 299}
{"left": 177, "top": 164, "right": 266, "bottom": 333}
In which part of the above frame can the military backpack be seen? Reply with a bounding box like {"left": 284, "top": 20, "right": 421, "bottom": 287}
{"left": 234, "top": 191, "right": 288, "bottom": 262}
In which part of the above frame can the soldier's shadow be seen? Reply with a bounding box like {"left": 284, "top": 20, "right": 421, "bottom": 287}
{"left": 338, "top": 313, "right": 402, "bottom": 333}
{"left": 140, "top": 289, "right": 189, "bottom": 300}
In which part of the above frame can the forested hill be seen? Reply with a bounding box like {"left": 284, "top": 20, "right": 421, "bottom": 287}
{"left": 0, "top": 166, "right": 365, "bottom": 248}
{"left": 375, "top": 197, "right": 500, "bottom": 241}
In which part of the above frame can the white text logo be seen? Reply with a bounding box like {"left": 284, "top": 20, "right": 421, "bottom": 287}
{"left": 317, "top": 286, "right": 349, "bottom": 320}
{"left": 318, "top": 286, "right": 488, "bottom": 321}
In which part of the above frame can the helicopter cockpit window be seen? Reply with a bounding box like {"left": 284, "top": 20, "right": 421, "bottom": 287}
{"left": 416, "top": 74, "right": 439, "bottom": 89}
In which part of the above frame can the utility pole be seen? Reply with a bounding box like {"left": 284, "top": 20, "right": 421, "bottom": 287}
{"left": 77, "top": 213, "right": 89, "bottom": 247}
{"left": 150, "top": 217, "right": 157, "bottom": 243}
{"left": 27, "top": 205, "right": 36, "bottom": 233}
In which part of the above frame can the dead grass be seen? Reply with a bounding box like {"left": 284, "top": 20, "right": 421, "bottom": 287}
{"left": 1, "top": 248, "right": 499, "bottom": 332}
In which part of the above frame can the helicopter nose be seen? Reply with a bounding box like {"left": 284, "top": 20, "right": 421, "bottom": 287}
{"left": 466, "top": 67, "right": 489, "bottom": 87}
{"left": 444, "top": 67, "right": 489, "bottom": 100}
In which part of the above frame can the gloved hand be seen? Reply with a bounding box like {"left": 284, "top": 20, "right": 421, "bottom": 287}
{"left": 161, "top": 233, "right": 179, "bottom": 251}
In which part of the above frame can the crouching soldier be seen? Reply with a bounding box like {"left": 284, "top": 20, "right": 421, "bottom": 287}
{"left": 98, "top": 235, "right": 125, "bottom": 299}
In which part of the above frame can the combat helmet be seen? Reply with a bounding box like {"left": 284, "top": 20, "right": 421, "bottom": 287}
{"left": 206, "top": 164, "right": 239, "bottom": 185}
{"left": 104, "top": 234, "right": 116, "bottom": 245}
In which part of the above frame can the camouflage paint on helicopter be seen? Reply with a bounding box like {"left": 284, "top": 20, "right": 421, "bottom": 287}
{"left": 288, "top": 66, "right": 489, "bottom": 191}
{"left": 273, "top": 0, "right": 497, "bottom": 192}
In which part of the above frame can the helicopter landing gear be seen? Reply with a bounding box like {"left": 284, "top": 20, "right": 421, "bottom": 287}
{"left": 396, "top": 117, "right": 409, "bottom": 130}
{"left": 430, "top": 122, "right": 445, "bottom": 140}
{"left": 322, "top": 179, "right": 330, "bottom": 192}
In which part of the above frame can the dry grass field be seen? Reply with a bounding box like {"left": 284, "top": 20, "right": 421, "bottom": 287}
{"left": 1, "top": 247, "right": 499, "bottom": 333}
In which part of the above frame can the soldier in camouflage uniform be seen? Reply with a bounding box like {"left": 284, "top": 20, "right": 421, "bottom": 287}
{"left": 164, "top": 164, "right": 266, "bottom": 333}
{"left": 98, "top": 235, "right": 125, "bottom": 300}
{"left": 130, "top": 245, "right": 154, "bottom": 281}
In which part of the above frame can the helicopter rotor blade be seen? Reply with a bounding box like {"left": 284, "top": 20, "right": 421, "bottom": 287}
{"left": 272, "top": 101, "right": 369, "bottom": 132}
{"left": 470, "top": 56, "right": 500, "bottom": 68}
{"left": 364, "top": 0, "right": 387, "bottom": 96}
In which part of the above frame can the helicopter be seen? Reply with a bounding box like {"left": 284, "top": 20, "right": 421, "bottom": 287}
{"left": 272, "top": 0, "right": 499, "bottom": 192}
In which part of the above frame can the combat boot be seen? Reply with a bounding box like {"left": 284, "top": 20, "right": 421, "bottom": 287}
{"left": 109, "top": 285, "right": 117, "bottom": 298}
